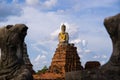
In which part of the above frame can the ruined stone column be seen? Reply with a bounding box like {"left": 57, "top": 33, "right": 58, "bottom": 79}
{"left": 0, "top": 24, "right": 34, "bottom": 80}
{"left": 101, "top": 13, "right": 120, "bottom": 80}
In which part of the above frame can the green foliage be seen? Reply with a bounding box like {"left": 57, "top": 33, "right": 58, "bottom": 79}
{"left": 36, "top": 65, "right": 48, "bottom": 74}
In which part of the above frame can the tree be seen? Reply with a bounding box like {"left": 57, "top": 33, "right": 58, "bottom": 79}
{"left": 36, "top": 65, "right": 48, "bottom": 74}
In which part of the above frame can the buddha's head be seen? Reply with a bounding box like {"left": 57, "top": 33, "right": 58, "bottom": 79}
{"left": 61, "top": 24, "right": 66, "bottom": 33}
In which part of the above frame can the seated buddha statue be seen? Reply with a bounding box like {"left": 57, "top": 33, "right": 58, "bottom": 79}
{"left": 58, "top": 24, "right": 69, "bottom": 46}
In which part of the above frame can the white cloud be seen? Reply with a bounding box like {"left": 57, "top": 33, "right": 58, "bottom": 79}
{"left": 34, "top": 54, "right": 40, "bottom": 62}
{"left": 44, "top": 0, "right": 57, "bottom": 8}
{"left": 41, "top": 50, "right": 48, "bottom": 55}
{"left": 93, "top": 55, "right": 107, "bottom": 59}
{"left": 41, "top": 55, "right": 46, "bottom": 59}
{"left": 0, "top": 6, "right": 68, "bottom": 40}
{"left": 70, "top": 38, "right": 92, "bottom": 56}
{"left": 101, "top": 61, "right": 106, "bottom": 65}
{"left": 70, "top": 39, "right": 81, "bottom": 44}
{"left": 102, "top": 55, "right": 107, "bottom": 59}
{"left": 0, "top": 1, "right": 22, "bottom": 21}
{"left": 84, "top": 49, "right": 91, "bottom": 53}
{"left": 93, "top": 55, "right": 100, "bottom": 59}
{"left": 50, "top": 29, "right": 60, "bottom": 40}
{"left": 34, "top": 54, "right": 47, "bottom": 70}
{"left": 0, "top": 0, "right": 115, "bottom": 71}
{"left": 30, "top": 40, "right": 52, "bottom": 55}
{"left": 73, "top": 0, "right": 119, "bottom": 11}
{"left": 65, "top": 23, "right": 79, "bottom": 36}
{"left": 25, "top": 0, "right": 57, "bottom": 9}
{"left": 31, "top": 44, "right": 41, "bottom": 52}
{"left": 82, "top": 40, "right": 88, "bottom": 48}
{"left": 25, "top": 0, "right": 39, "bottom": 5}
{"left": 12, "top": 0, "right": 18, "bottom": 3}
{"left": 34, "top": 54, "right": 46, "bottom": 62}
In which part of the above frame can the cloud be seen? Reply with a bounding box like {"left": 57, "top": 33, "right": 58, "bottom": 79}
{"left": 65, "top": 23, "right": 79, "bottom": 36}
{"left": 0, "top": 1, "right": 22, "bottom": 21}
{"left": 25, "top": 0, "right": 57, "bottom": 9}
{"left": 72, "top": 0, "right": 119, "bottom": 12}
{"left": 81, "top": 40, "right": 88, "bottom": 48}
{"left": 31, "top": 44, "right": 41, "bottom": 52}
{"left": 26, "top": 0, "right": 39, "bottom": 5}
{"left": 93, "top": 55, "right": 100, "bottom": 59}
{"left": 0, "top": 0, "right": 116, "bottom": 71}
{"left": 30, "top": 40, "right": 52, "bottom": 54}
{"left": 70, "top": 39, "right": 81, "bottom": 44}
{"left": 34, "top": 54, "right": 46, "bottom": 62}
{"left": 50, "top": 29, "right": 60, "bottom": 40}
{"left": 33, "top": 54, "right": 47, "bottom": 70}
{"left": 102, "top": 55, "right": 107, "bottom": 59}
{"left": 72, "top": 39, "right": 91, "bottom": 54}
{"left": 34, "top": 55, "right": 41, "bottom": 62}
{"left": 93, "top": 55, "right": 107, "bottom": 59}
{"left": 71, "top": 39, "right": 90, "bottom": 59}
{"left": 43, "top": 0, "right": 57, "bottom": 8}
{"left": 0, "top": 6, "right": 68, "bottom": 39}
{"left": 101, "top": 61, "right": 106, "bottom": 65}
{"left": 92, "top": 54, "right": 108, "bottom": 65}
{"left": 84, "top": 50, "right": 91, "bottom": 53}
{"left": 12, "top": 0, "right": 18, "bottom": 3}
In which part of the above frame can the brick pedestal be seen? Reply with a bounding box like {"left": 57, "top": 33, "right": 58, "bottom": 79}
{"left": 49, "top": 44, "right": 83, "bottom": 76}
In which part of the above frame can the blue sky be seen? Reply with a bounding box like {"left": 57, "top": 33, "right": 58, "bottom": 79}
{"left": 0, "top": 0, "right": 120, "bottom": 71}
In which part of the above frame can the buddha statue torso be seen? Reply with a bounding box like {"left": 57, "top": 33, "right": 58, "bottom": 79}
{"left": 58, "top": 24, "right": 69, "bottom": 45}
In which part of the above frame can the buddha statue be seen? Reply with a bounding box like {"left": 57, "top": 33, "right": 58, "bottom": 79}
{"left": 58, "top": 24, "right": 69, "bottom": 45}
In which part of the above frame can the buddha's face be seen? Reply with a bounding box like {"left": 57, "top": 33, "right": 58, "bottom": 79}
{"left": 61, "top": 25, "right": 66, "bottom": 33}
